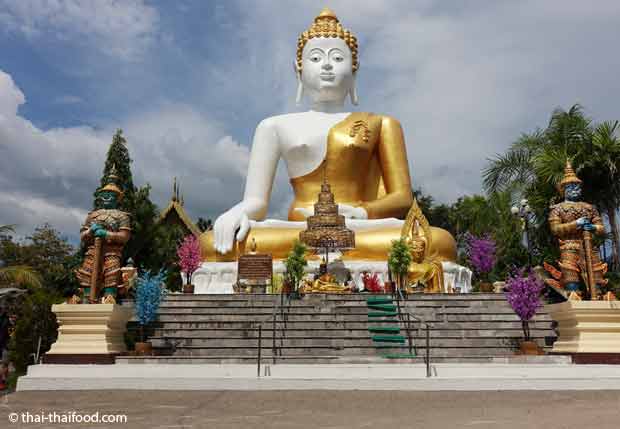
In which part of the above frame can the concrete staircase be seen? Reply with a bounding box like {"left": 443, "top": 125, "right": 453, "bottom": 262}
{"left": 117, "top": 293, "right": 556, "bottom": 364}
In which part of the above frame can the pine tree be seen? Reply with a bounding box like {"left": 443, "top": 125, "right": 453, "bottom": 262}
{"left": 94, "top": 129, "right": 136, "bottom": 211}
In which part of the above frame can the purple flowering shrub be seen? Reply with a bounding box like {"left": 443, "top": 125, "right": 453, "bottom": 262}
{"left": 465, "top": 233, "right": 496, "bottom": 282}
{"left": 504, "top": 269, "right": 545, "bottom": 341}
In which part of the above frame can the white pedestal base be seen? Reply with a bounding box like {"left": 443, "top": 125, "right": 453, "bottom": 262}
{"left": 546, "top": 301, "right": 620, "bottom": 353}
{"left": 193, "top": 260, "right": 472, "bottom": 294}
{"left": 46, "top": 304, "right": 133, "bottom": 355}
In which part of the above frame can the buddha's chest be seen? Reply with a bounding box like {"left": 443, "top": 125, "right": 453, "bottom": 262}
{"left": 278, "top": 115, "right": 346, "bottom": 159}
{"left": 276, "top": 113, "right": 378, "bottom": 177}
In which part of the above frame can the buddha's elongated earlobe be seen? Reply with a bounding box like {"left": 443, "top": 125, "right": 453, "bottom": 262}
{"left": 350, "top": 73, "right": 359, "bottom": 105}
{"left": 295, "top": 79, "right": 304, "bottom": 106}
{"left": 295, "top": 63, "right": 304, "bottom": 106}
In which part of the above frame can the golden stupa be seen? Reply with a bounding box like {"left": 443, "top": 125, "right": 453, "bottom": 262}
{"left": 299, "top": 179, "right": 355, "bottom": 251}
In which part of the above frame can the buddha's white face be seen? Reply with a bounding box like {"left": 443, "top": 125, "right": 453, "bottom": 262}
{"left": 300, "top": 37, "right": 354, "bottom": 104}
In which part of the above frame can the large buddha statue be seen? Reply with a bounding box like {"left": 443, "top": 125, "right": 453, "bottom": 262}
{"left": 200, "top": 8, "right": 456, "bottom": 264}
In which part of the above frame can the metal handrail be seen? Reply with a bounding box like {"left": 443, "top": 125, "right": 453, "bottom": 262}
{"left": 256, "top": 291, "right": 288, "bottom": 377}
{"left": 395, "top": 288, "right": 433, "bottom": 378}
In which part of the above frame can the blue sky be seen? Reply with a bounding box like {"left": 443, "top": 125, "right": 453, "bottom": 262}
{"left": 1, "top": 0, "right": 620, "bottom": 242}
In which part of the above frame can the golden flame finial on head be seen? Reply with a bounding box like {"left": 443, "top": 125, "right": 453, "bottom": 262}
{"left": 99, "top": 163, "right": 124, "bottom": 200}
{"left": 559, "top": 159, "right": 582, "bottom": 192}
{"left": 317, "top": 7, "right": 337, "bottom": 21}
{"left": 296, "top": 7, "right": 358, "bottom": 73}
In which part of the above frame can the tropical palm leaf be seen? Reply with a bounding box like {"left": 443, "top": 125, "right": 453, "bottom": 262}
{"left": 483, "top": 146, "right": 535, "bottom": 193}
{"left": 0, "top": 224, "right": 15, "bottom": 235}
{"left": 0, "top": 265, "right": 43, "bottom": 288}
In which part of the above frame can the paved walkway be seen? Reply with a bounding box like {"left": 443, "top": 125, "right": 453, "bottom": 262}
{"left": 17, "top": 363, "right": 620, "bottom": 391}
{"left": 2, "top": 390, "right": 620, "bottom": 428}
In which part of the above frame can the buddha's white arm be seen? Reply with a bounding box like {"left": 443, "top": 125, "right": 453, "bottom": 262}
{"left": 213, "top": 119, "right": 280, "bottom": 253}
{"left": 241, "top": 118, "right": 280, "bottom": 219}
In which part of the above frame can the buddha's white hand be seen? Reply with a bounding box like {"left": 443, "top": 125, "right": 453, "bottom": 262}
{"left": 338, "top": 204, "right": 368, "bottom": 219}
{"left": 294, "top": 204, "right": 368, "bottom": 219}
{"left": 293, "top": 207, "right": 314, "bottom": 218}
{"left": 213, "top": 208, "right": 251, "bottom": 254}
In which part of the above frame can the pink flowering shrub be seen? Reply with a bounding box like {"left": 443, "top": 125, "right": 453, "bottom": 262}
{"left": 504, "top": 269, "right": 545, "bottom": 341}
{"left": 176, "top": 235, "right": 201, "bottom": 284}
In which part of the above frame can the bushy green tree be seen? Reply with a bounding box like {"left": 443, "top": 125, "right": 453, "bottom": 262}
{"left": 284, "top": 241, "right": 308, "bottom": 292}
{"left": 388, "top": 237, "right": 412, "bottom": 290}
{"left": 0, "top": 224, "right": 77, "bottom": 295}
{"left": 196, "top": 217, "right": 213, "bottom": 232}
{"left": 413, "top": 188, "right": 456, "bottom": 235}
{"left": 9, "top": 288, "right": 63, "bottom": 373}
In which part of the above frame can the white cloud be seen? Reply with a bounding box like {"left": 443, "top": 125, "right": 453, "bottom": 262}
{"left": 0, "top": 0, "right": 159, "bottom": 59}
{"left": 0, "top": 69, "right": 248, "bottom": 237}
{"left": 0, "top": 71, "right": 25, "bottom": 117}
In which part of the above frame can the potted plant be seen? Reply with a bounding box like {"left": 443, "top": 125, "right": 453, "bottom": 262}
{"left": 465, "top": 233, "right": 496, "bottom": 292}
{"left": 504, "top": 269, "right": 545, "bottom": 355}
{"left": 388, "top": 237, "right": 412, "bottom": 294}
{"left": 284, "top": 241, "right": 307, "bottom": 298}
{"left": 134, "top": 270, "right": 167, "bottom": 356}
{"left": 177, "top": 235, "right": 201, "bottom": 294}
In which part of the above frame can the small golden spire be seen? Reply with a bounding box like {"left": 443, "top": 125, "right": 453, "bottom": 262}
{"left": 99, "top": 163, "right": 124, "bottom": 200}
{"left": 316, "top": 7, "right": 337, "bottom": 22}
{"left": 559, "top": 159, "right": 582, "bottom": 191}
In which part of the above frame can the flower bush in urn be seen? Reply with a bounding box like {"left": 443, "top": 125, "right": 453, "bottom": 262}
{"left": 177, "top": 235, "right": 201, "bottom": 294}
{"left": 134, "top": 270, "right": 167, "bottom": 355}
{"left": 505, "top": 269, "right": 545, "bottom": 355}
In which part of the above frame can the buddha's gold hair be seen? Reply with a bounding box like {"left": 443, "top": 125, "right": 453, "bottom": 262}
{"left": 296, "top": 8, "right": 358, "bottom": 73}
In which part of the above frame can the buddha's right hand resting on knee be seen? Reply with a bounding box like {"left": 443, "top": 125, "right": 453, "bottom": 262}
{"left": 213, "top": 206, "right": 251, "bottom": 254}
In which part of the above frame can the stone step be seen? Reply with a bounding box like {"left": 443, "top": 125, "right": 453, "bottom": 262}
{"left": 154, "top": 312, "right": 550, "bottom": 325}
{"left": 368, "top": 326, "right": 401, "bottom": 334}
{"left": 149, "top": 337, "right": 543, "bottom": 349}
{"left": 156, "top": 293, "right": 512, "bottom": 303}
{"left": 149, "top": 320, "right": 554, "bottom": 330}
{"left": 156, "top": 305, "right": 536, "bottom": 314}
{"left": 154, "top": 314, "right": 446, "bottom": 322}
{"left": 149, "top": 328, "right": 554, "bottom": 339}
{"left": 155, "top": 346, "right": 536, "bottom": 358}
{"left": 115, "top": 355, "right": 517, "bottom": 364}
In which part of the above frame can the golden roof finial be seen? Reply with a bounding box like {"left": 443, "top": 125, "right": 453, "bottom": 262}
{"left": 559, "top": 159, "right": 582, "bottom": 191}
{"left": 297, "top": 8, "right": 358, "bottom": 73}
{"left": 99, "top": 164, "right": 124, "bottom": 200}
{"left": 316, "top": 7, "right": 337, "bottom": 22}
